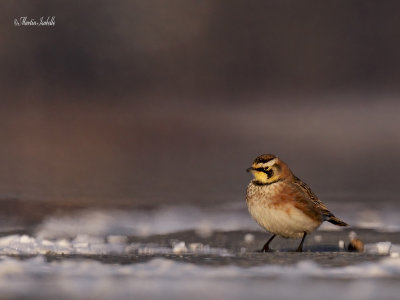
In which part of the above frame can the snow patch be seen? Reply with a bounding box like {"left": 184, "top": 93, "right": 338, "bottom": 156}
{"left": 32, "top": 202, "right": 400, "bottom": 241}
{"left": 0, "top": 254, "right": 400, "bottom": 282}
{"left": 172, "top": 241, "right": 188, "bottom": 254}
{"left": 365, "top": 242, "right": 392, "bottom": 255}
{"left": 0, "top": 234, "right": 230, "bottom": 256}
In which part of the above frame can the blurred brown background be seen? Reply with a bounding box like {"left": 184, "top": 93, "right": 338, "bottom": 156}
{"left": 0, "top": 1, "right": 399, "bottom": 219}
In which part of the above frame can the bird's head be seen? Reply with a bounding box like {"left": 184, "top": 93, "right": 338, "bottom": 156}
{"left": 246, "top": 154, "right": 291, "bottom": 185}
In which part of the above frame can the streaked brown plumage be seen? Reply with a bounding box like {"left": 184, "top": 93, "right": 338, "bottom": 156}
{"left": 246, "top": 154, "right": 347, "bottom": 252}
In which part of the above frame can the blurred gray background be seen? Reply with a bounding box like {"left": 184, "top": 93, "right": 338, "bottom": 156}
{"left": 0, "top": 0, "right": 399, "bottom": 220}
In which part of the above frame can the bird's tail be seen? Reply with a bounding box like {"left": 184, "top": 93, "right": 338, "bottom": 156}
{"left": 327, "top": 215, "right": 348, "bottom": 226}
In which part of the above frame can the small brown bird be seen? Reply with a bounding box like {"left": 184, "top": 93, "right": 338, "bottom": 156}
{"left": 246, "top": 154, "right": 347, "bottom": 252}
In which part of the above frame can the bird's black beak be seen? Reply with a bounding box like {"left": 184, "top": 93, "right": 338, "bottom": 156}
{"left": 246, "top": 167, "right": 254, "bottom": 172}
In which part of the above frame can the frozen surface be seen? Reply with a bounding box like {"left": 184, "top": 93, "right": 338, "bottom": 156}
{"left": 0, "top": 231, "right": 399, "bottom": 257}
{"left": 0, "top": 233, "right": 231, "bottom": 256}
{"left": 34, "top": 201, "right": 400, "bottom": 241}
{"left": 0, "top": 255, "right": 400, "bottom": 300}
{"left": 0, "top": 202, "right": 399, "bottom": 300}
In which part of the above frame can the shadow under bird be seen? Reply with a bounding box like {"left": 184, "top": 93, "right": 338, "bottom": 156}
{"left": 246, "top": 154, "right": 348, "bottom": 252}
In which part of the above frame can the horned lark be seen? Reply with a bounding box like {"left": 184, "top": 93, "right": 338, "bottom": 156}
{"left": 246, "top": 154, "right": 347, "bottom": 252}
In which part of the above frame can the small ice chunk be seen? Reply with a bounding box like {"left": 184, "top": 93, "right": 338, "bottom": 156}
{"left": 348, "top": 231, "right": 357, "bottom": 240}
{"left": 41, "top": 240, "right": 54, "bottom": 246}
{"left": 172, "top": 242, "right": 187, "bottom": 254}
{"left": 20, "top": 235, "right": 34, "bottom": 244}
{"left": 390, "top": 252, "right": 399, "bottom": 258}
{"left": 189, "top": 243, "right": 202, "bottom": 251}
{"left": 376, "top": 242, "right": 392, "bottom": 255}
{"left": 313, "top": 235, "right": 322, "bottom": 242}
{"left": 338, "top": 240, "right": 345, "bottom": 250}
{"left": 244, "top": 233, "right": 254, "bottom": 244}
{"left": 56, "top": 239, "right": 71, "bottom": 248}
{"left": 244, "top": 233, "right": 255, "bottom": 243}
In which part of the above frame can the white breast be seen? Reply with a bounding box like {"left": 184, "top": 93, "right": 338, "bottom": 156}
{"left": 246, "top": 182, "right": 321, "bottom": 238}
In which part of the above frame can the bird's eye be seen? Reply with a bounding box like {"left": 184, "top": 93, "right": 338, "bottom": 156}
{"left": 255, "top": 167, "right": 273, "bottom": 178}
{"left": 265, "top": 168, "right": 273, "bottom": 178}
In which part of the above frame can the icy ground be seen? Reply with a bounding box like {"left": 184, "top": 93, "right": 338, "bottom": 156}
{"left": 34, "top": 200, "right": 400, "bottom": 238}
{"left": 0, "top": 202, "right": 399, "bottom": 299}
{"left": 0, "top": 255, "right": 400, "bottom": 300}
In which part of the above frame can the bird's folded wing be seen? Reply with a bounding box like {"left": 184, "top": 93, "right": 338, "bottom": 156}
{"left": 292, "top": 175, "right": 334, "bottom": 219}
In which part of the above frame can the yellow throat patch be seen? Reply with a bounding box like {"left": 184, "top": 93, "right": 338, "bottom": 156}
{"left": 250, "top": 164, "right": 281, "bottom": 184}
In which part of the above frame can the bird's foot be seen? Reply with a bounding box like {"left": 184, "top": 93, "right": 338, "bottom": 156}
{"left": 258, "top": 247, "right": 274, "bottom": 253}
{"left": 295, "top": 232, "right": 306, "bottom": 252}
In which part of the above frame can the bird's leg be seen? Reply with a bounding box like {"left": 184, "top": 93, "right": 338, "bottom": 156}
{"left": 296, "top": 232, "right": 307, "bottom": 252}
{"left": 260, "top": 234, "right": 276, "bottom": 252}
